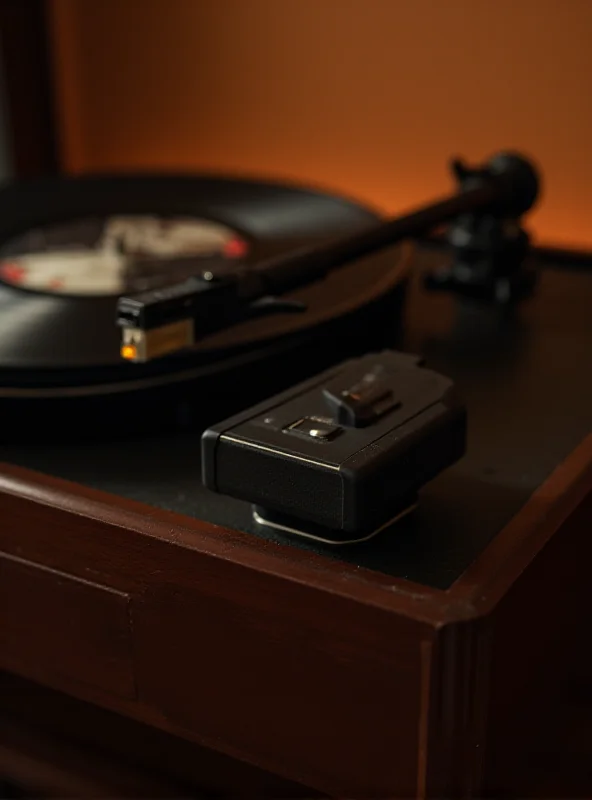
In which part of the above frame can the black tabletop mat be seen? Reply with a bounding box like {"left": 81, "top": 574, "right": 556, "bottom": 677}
{"left": 2, "top": 251, "right": 591, "bottom": 589}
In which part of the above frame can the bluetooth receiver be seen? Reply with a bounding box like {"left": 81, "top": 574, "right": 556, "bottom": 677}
{"left": 201, "top": 351, "right": 466, "bottom": 545}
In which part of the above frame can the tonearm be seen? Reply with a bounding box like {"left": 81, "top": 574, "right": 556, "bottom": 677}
{"left": 116, "top": 151, "right": 541, "bottom": 362}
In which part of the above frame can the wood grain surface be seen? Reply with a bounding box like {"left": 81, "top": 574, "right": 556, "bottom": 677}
{"left": 1, "top": 429, "right": 591, "bottom": 797}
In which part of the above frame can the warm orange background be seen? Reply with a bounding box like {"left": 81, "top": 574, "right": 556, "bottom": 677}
{"left": 48, "top": 0, "right": 592, "bottom": 249}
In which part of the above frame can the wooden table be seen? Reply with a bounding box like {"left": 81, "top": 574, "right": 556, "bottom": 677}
{"left": 1, "top": 251, "right": 591, "bottom": 798}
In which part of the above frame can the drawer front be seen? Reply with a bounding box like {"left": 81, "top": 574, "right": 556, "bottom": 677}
{"left": 0, "top": 552, "right": 135, "bottom": 699}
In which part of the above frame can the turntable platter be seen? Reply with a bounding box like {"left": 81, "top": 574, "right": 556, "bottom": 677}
{"left": 0, "top": 174, "right": 410, "bottom": 438}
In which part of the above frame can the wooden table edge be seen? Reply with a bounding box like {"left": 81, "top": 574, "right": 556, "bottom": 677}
{"left": 2, "top": 431, "right": 591, "bottom": 627}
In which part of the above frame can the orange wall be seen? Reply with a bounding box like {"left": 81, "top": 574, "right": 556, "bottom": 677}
{"left": 49, "top": 0, "right": 592, "bottom": 249}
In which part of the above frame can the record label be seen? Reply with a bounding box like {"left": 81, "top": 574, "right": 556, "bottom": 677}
{"left": 0, "top": 215, "right": 248, "bottom": 297}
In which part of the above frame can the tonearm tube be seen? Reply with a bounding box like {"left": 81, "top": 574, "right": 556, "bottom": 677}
{"left": 116, "top": 151, "right": 541, "bottom": 362}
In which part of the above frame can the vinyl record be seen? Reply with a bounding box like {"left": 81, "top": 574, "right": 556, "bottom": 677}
{"left": 0, "top": 174, "right": 411, "bottom": 439}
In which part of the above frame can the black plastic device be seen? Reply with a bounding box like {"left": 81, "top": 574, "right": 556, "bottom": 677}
{"left": 201, "top": 351, "right": 466, "bottom": 544}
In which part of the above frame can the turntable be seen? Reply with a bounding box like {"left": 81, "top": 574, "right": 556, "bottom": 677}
{"left": 0, "top": 153, "right": 591, "bottom": 798}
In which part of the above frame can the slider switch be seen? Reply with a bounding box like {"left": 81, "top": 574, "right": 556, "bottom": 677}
{"left": 322, "top": 364, "right": 400, "bottom": 427}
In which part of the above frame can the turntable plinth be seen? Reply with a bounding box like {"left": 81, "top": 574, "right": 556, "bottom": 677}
{"left": 0, "top": 438, "right": 591, "bottom": 798}
{"left": 1, "top": 251, "right": 592, "bottom": 798}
